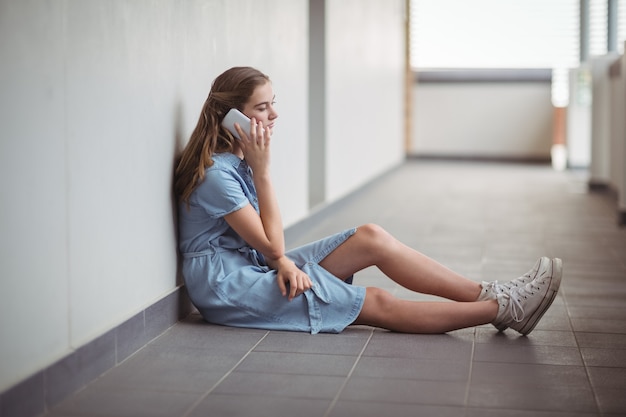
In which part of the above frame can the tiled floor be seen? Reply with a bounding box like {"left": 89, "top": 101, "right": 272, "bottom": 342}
{"left": 43, "top": 160, "right": 626, "bottom": 417}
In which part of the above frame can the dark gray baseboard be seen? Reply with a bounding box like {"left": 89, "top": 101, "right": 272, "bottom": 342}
{"left": 414, "top": 68, "right": 552, "bottom": 83}
{"left": 408, "top": 153, "right": 552, "bottom": 165}
{"left": 0, "top": 286, "right": 193, "bottom": 417}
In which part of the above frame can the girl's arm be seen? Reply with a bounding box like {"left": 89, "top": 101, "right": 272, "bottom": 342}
{"left": 227, "top": 205, "right": 312, "bottom": 301}
{"left": 224, "top": 120, "right": 312, "bottom": 300}
{"left": 224, "top": 176, "right": 283, "bottom": 260}
{"left": 225, "top": 119, "right": 283, "bottom": 259}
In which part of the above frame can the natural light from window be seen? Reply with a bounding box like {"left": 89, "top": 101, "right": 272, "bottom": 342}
{"left": 410, "top": 0, "right": 581, "bottom": 106}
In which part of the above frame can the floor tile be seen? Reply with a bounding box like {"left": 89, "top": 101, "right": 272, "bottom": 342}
{"left": 587, "top": 366, "right": 626, "bottom": 395}
{"left": 470, "top": 362, "right": 589, "bottom": 387}
{"left": 473, "top": 343, "right": 584, "bottom": 366}
{"left": 235, "top": 351, "right": 357, "bottom": 376}
{"left": 465, "top": 408, "right": 599, "bottom": 417}
{"left": 212, "top": 372, "right": 346, "bottom": 399}
{"left": 567, "top": 305, "right": 626, "bottom": 321}
{"left": 576, "top": 332, "right": 626, "bottom": 349}
{"left": 352, "top": 356, "right": 470, "bottom": 382}
{"left": 580, "top": 347, "right": 626, "bottom": 367}
{"left": 328, "top": 401, "right": 465, "bottom": 417}
{"left": 49, "top": 387, "right": 199, "bottom": 417}
{"left": 594, "top": 387, "right": 626, "bottom": 415}
{"left": 339, "top": 376, "right": 467, "bottom": 407}
{"left": 92, "top": 344, "right": 243, "bottom": 393}
{"left": 467, "top": 383, "right": 597, "bottom": 413}
{"left": 149, "top": 319, "right": 268, "bottom": 353}
{"left": 186, "top": 394, "right": 330, "bottom": 417}
{"left": 475, "top": 327, "right": 577, "bottom": 347}
{"left": 570, "top": 318, "right": 626, "bottom": 334}
{"left": 362, "top": 332, "right": 473, "bottom": 360}
{"left": 253, "top": 331, "right": 370, "bottom": 355}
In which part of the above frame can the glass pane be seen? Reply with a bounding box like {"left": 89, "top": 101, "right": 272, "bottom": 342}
{"left": 410, "top": 0, "right": 579, "bottom": 70}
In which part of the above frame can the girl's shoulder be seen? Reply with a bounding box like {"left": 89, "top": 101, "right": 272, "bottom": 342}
{"left": 209, "top": 152, "right": 243, "bottom": 171}
{"left": 200, "top": 153, "right": 247, "bottom": 189}
{"left": 192, "top": 153, "right": 250, "bottom": 211}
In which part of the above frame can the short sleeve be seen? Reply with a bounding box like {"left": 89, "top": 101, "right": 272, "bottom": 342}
{"left": 193, "top": 168, "right": 249, "bottom": 218}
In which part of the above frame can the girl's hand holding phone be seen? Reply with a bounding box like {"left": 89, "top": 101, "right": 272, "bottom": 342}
{"left": 235, "top": 118, "right": 271, "bottom": 176}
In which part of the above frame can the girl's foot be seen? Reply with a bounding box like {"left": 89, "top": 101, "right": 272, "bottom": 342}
{"left": 492, "top": 258, "right": 563, "bottom": 335}
{"left": 478, "top": 257, "right": 553, "bottom": 331}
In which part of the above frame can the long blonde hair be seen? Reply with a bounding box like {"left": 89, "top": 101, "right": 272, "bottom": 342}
{"left": 175, "top": 67, "right": 270, "bottom": 205}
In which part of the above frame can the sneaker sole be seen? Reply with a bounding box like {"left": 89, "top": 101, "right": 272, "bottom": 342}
{"left": 515, "top": 258, "right": 563, "bottom": 336}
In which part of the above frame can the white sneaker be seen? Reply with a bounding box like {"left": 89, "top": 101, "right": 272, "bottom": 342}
{"left": 478, "top": 257, "right": 552, "bottom": 331}
{"left": 502, "top": 256, "right": 552, "bottom": 292}
{"left": 492, "top": 258, "right": 563, "bottom": 335}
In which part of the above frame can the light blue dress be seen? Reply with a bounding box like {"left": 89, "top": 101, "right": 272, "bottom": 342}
{"left": 178, "top": 153, "right": 365, "bottom": 334}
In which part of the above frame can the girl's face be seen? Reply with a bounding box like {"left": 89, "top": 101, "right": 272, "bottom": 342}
{"left": 242, "top": 81, "right": 278, "bottom": 135}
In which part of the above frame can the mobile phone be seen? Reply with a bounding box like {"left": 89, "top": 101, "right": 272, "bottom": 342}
{"left": 221, "top": 108, "right": 250, "bottom": 140}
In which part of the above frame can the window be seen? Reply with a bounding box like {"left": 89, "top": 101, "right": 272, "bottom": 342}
{"left": 409, "top": 0, "right": 579, "bottom": 106}
{"left": 590, "top": 0, "right": 608, "bottom": 56}
{"left": 617, "top": 0, "right": 626, "bottom": 54}
{"left": 410, "top": 0, "right": 579, "bottom": 70}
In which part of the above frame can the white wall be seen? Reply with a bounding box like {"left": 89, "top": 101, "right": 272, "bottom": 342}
{"left": 612, "top": 53, "right": 626, "bottom": 213}
{"left": 0, "top": 0, "right": 310, "bottom": 392}
{"left": 589, "top": 54, "right": 621, "bottom": 184}
{"left": 0, "top": 0, "right": 69, "bottom": 392}
{"left": 325, "top": 0, "right": 406, "bottom": 201}
{"left": 608, "top": 49, "right": 626, "bottom": 216}
{"left": 411, "top": 82, "right": 553, "bottom": 159}
{"left": 0, "top": 0, "right": 406, "bottom": 392}
{"left": 567, "top": 66, "right": 593, "bottom": 168}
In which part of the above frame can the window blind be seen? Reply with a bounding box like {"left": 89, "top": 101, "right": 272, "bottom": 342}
{"left": 590, "top": 0, "right": 608, "bottom": 56}
{"left": 619, "top": 0, "right": 626, "bottom": 52}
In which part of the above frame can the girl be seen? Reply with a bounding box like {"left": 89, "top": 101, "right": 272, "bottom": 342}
{"left": 174, "top": 66, "right": 562, "bottom": 335}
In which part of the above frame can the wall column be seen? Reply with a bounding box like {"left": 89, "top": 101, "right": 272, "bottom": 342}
{"left": 308, "top": 0, "right": 326, "bottom": 209}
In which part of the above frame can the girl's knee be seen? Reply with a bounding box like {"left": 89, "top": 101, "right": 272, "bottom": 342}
{"left": 362, "top": 287, "right": 397, "bottom": 317}
{"left": 370, "top": 286, "right": 395, "bottom": 303}
{"left": 353, "top": 287, "right": 399, "bottom": 328}
{"left": 356, "top": 223, "right": 395, "bottom": 248}
{"left": 354, "top": 224, "right": 397, "bottom": 262}
{"left": 357, "top": 223, "right": 386, "bottom": 237}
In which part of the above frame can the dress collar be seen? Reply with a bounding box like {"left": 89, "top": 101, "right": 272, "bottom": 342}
{"left": 215, "top": 152, "right": 244, "bottom": 167}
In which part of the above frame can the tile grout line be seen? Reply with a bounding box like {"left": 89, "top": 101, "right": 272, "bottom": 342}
{"left": 463, "top": 327, "right": 477, "bottom": 413}
{"left": 322, "top": 329, "right": 375, "bottom": 417}
{"left": 180, "top": 331, "right": 270, "bottom": 417}
{"left": 560, "top": 287, "right": 603, "bottom": 415}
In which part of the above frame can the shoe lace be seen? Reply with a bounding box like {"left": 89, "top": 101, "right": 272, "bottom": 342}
{"left": 485, "top": 281, "right": 502, "bottom": 294}
{"left": 502, "top": 264, "right": 541, "bottom": 290}
{"left": 506, "top": 282, "right": 540, "bottom": 323}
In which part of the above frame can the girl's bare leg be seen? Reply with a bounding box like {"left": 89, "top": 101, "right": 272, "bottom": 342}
{"left": 319, "top": 223, "right": 482, "bottom": 302}
{"left": 318, "top": 224, "right": 497, "bottom": 332}
{"left": 353, "top": 287, "right": 498, "bottom": 333}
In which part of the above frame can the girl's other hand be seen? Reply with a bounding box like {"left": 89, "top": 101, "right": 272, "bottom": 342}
{"left": 273, "top": 257, "right": 313, "bottom": 301}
